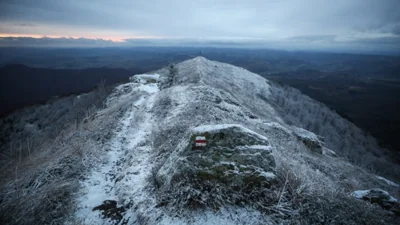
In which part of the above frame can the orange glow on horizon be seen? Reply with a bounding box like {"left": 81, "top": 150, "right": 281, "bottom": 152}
{"left": 0, "top": 33, "right": 165, "bottom": 42}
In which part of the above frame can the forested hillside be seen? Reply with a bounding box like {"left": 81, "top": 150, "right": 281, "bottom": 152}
{"left": 0, "top": 64, "right": 139, "bottom": 116}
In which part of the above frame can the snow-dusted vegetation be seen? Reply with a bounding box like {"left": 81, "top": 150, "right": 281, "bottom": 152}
{"left": 0, "top": 83, "right": 118, "bottom": 224}
{"left": 267, "top": 79, "right": 400, "bottom": 180}
{"left": 1, "top": 57, "right": 399, "bottom": 224}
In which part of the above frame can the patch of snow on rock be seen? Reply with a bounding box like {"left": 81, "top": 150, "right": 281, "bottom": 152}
{"left": 376, "top": 176, "right": 400, "bottom": 188}
{"left": 192, "top": 124, "right": 269, "bottom": 142}
{"left": 351, "top": 189, "right": 398, "bottom": 203}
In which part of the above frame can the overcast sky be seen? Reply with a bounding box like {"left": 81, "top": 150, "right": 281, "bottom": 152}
{"left": 0, "top": 0, "right": 399, "bottom": 53}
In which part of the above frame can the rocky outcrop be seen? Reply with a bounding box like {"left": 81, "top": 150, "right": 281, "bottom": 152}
{"left": 156, "top": 124, "right": 276, "bottom": 209}
{"left": 57, "top": 57, "right": 399, "bottom": 224}
{"left": 351, "top": 189, "right": 400, "bottom": 215}
{"left": 292, "top": 127, "right": 324, "bottom": 154}
{"left": 93, "top": 200, "right": 127, "bottom": 225}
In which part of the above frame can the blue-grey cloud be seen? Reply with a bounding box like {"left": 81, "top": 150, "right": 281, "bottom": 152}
{"left": 0, "top": 0, "right": 399, "bottom": 52}
{"left": 0, "top": 36, "right": 116, "bottom": 47}
{"left": 14, "top": 23, "right": 36, "bottom": 27}
{"left": 288, "top": 35, "right": 337, "bottom": 42}
{"left": 349, "top": 36, "right": 400, "bottom": 45}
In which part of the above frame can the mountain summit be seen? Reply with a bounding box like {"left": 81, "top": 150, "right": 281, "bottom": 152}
{"left": 1, "top": 57, "right": 399, "bottom": 224}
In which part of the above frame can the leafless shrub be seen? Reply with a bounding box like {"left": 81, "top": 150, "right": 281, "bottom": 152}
{"left": 0, "top": 152, "right": 82, "bottom": 225}
{"left": 291, "top": 193, "right": 397, "bottom": 225}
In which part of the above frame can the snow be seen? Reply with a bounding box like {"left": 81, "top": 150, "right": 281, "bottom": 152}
{"left": 135, "top": 73, "right": 160, "bottom": 80}
{"left": 242, "top": 145, "right": 272, "bottom": 151}
{"left": 156, "top": 207, "right": 274, "bottom": 225}
{"left": 260, "top": 171, "right": 277, "bottom": 179}
{"left": 195, "top": 136, "right": 206, "bottom": 140}
{"left": 172, "top": 56, "right": 280, "bottom": 123}
{"left": 192, "top": 124, "right": 238, "bottom": 133}
{"left": 235, "top": 145, "right": 272, "bottom": 153}
{"left": 138, "top": 82, "right": 159, "bottom": 93}
{"left": 186, "top": 57, "right": 272, "bottom": 98}
{"left": 322, "top": 147, "right": 338, "bottom": 157}
{"left": 69, "top": 57, "right": 394, "bottom": 225}
{"left": 263, "top": 122, "right": 291, "bottom": 133}
{"left": 291, "top": 126, "right": 319, "bottom": 140}
{"left": 192, "top": 124, "right": 269, "bottom": 142}
{"left": 351, "top": 189, "right": 398, "bottom": 203}
{"left": 351, "top": 190, "right": 370, "bottom": 199}
{"left": 73, "top": 74, "right": 160, "bottom": 224}
{"left": 375, "top": 176, "right": 400, "bottom": 187}
{"left": 130, "top": 73, "right": 160, "bottom": 84}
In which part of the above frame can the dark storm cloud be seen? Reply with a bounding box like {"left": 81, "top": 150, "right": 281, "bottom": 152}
{"left": 0, "top": 0, "right": 399, "bottom": 52}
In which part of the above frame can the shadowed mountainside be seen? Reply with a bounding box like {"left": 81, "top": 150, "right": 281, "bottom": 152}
{"left": 0, "top": 64, "right": 141, "bottom": 116}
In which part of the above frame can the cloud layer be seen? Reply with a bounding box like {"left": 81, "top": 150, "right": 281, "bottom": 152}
{"left": 0, "top": 0, "right": 399, "bottom": 52}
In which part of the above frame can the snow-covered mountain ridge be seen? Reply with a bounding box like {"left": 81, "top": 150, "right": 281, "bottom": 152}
{"left": 1, "top": 57, "right": 399, "bottom": 224}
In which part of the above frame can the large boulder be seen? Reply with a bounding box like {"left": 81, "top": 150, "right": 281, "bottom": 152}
{"left": 156, "top": 124, "right": 277, "bottom": 209}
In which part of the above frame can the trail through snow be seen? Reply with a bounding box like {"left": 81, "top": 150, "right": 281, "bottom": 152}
{"left": 71, "top": 72, "right": 277, "bottom": 225}
{"left": 74, "top": 77, "right": 159, "bottom": 225}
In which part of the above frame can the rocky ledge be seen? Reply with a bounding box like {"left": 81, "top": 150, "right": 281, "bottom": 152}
{"left": 156, "top": 124, "right": 277, "bottom": 209}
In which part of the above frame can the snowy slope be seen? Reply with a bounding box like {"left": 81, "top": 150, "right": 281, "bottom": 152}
{"left": 73, "top": 75, "right": 159, "bottom": 224}
{"left": 66, "top": 57, "right": 400, "bottom": 225}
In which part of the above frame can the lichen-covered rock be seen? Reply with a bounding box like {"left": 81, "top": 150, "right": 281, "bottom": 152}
{"left": 190, "top": 124, "right": 271, "bottom": 149}
{"left": 156, "top": 124, "right": 277, "bottom": 209}
{"left": 187, "top": 145, "right": 276, "bottom": 187}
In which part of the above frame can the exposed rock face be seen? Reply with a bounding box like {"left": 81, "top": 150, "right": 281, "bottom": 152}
{"left": 156, "top": 124, "right": 276, "bottom": 209}
{"left": 93, "top": 200, "right": 127, "bottom": 225}
{"left": 292, "top": 127, "right": 324, "bottom": 154}
{"left": 351, "top": 189, "right": 400, "bottom": 215}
